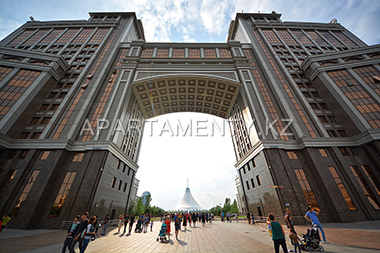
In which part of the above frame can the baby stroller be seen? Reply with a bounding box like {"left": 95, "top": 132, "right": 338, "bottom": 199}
{"left": 135, "top": 218, "right": 143, "bottom": 233}
{"left": 156, "top": 223, "right": 167, "bottom": 242}
{"left": 300, "top": 225, "right": 324, "bottom": 252}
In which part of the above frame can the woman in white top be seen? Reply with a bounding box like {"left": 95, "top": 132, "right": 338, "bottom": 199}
{"left": 117, "top": 214, "right": 124, "bottom": 233}
{"left": 80, "top": 216, "right": 96, "bottom": 253}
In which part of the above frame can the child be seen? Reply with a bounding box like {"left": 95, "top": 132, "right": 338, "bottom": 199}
{"left": 289, "top": 227, "right": 302, "bottom": 253}
{"left": 150, "top": 220, "right": 154, "bottom": 231}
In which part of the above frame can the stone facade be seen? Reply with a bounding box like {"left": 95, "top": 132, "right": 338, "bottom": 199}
{"left": 0, "top": 11, "right": 379, "bottom": 229}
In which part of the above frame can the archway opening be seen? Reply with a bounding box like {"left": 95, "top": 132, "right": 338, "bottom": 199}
{"left": 135, "top": 112, "right": 237, "bottom": 211}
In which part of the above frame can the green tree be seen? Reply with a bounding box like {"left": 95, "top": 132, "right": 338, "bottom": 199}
{"left": 223, "top": 198, "right": 231, "bottom": 213}
{"left": 209, "top": 205, "right": 222, "bottom": 216}
{"left": 144, "top": 194, "right": 152, "bottom": 213}
{"left": 135, "top": 196, "right": 144, "bottom": 215}
{"left": 231, "top": 199, "right": 239, "bottom": 214}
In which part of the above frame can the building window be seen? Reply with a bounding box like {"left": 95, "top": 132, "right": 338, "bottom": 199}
{"left": 0, "top": 170, "right": 17, "bottom": 199}
{"left": 118, "top": 180, "right": 122, "bottom": 190}
{"left": 328, "top": 116, "right": 339, "bottom": 123}
{"left": 40, "top": 151, "right": 50, "bottom": 160}
{"left": 49, "top": 172, "right": 76, "bottom": 217}
{"left": 246, "top": 164, "right": 251, "bottom": 171}
{"left": 350, "top": 147, "right": 361, "bottom": 156}
{"left": 350, "top": 166, "right": 379, "bottom": 209}
{"left": 361, "top": 165, "right": 380, "bottom": 196}
{"left": 256, "top": 175, "right": 262, "bottom": 186}
{"left": 20, "top": 132, "right": 30, "bottom": 139}
{"left": 123, "top": 182, "right": 128, "bottom": 192}
{"left": 242, "top": 167, "right": 246, "bottom": 174}
{"left": 30, "top": 117, "right": 40, "bottom": 125}
{"left": 40, "top": 117, "right": 51, "bottom": 124}
{"left": 246, "top": 181, "right": 250, "bottom": 190}
{"left": 339, "top": 147, "right": 349, "bottom": 156}
{"left": 319, "top": 148, "right": 328, "bottom": 157}
{"left": 31, "top": 132, "right": 41, "bottom": 139}
{"left": 111, "top": 177, "right": 116, "bottom": 188}
{"left": 18, "top": 150, "right": 29, "bottom": 159}
{"left": 72, "top": 152, "right": 84, "bottom": 162}
{"left": 338, "top": 130, "right": 347, "bottom": 137}
{"left": 11, "top": 170, "right": 40, "bottom": 216}
{"left": 127, "top": 168, "right": 131, "bottom": 176}
{"left": 122, "top": 164, "right": 127, "bottom": 173}
{"left": 328, "top": 167, "right": 356, "bottom": 211}
{"left": 319, "top": 103, "right": 328, "bottom": 109}
{"left": 7, "top": 150, "right": 18, "bottom": 159}
{"left": 327, "top": 130, "right": 337, "bottom": 137}
{"left": 250, "top": 178, "right": 255, "bottom": 189}
{"left": 318, "top": 116, "right": 328, "bottom": 123}
{"left": 295, "top": 169, "right": 320, "bottom": 212}
{"left": 287, "top": 151, "right": 298, "bottom": 159}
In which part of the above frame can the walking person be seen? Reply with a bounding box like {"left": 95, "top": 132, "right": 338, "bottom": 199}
{"left": 175, "top": 216, "right": 181, "bottom": 240}
{"left": 251, "top": 212, "right": 255, "bottom": 224}
{"left": 100, "top": 215, "right": 109, "bottom": 236}
{"left": 236, "top": 213, "right": 239, "bottom": 223}
{"left": 150, "top": 220, "right": 154, "bottom": 232}
{"left": 117, "top": 214, "right": 124, "bottom": 234}
{"left": 267, "top": 213, "right": 287, "bottom": 253}
{"left": 122, "top": 213, "right": 129, "bottom": 234}
{"left": 69, "top": 212, "right": 88, "bottom": 253}
{"left": 284, "top": 208, "right": 295, "bottom": 233}
{"left": 128, "top": 214, "right": 135, "bottom": 234}
{"left": 182, "top": 213, "right": 187, "bottom": 231}
{"left": 62, "top": 215, "right": 80, "bottom": 253}
{"left": 304, "top": 207, "right": 329, "bottom": 243}
{"left": 192, "top": 212, "right": 197, "bottom": 227}
{"left": 165, "top": 215, "right": 171, "bottom": 240}
{"left": 80, "top": 216, "right": 96, "bottom": 253}
{"left": 247, "top": 211, "right": 251, "bottom": 224}
{"left": 93, "top": 216, "right": 100, "bottom": 236}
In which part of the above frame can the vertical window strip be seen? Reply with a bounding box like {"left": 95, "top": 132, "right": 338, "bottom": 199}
{"left": 361, "top": 165, "right": 380, "bottom": 196}
{"left": 204, "top": 49, "right": 216, "bottom": 58}
{"left": 141, "top": 49, "right": 153, "bottom": 58}
{"left": 49, "top": 172, "right": 77, "bottom": 217}
{"left": 276, "top": 30, "right": 297, "bottom": 44}
{"left": 305, "top": 31, "right": 327, "bottom": 45}
{"left": 327, "top": 70, "right": 380, "bottom": 129}
{"left": 0, "top": 67, "right": 14, "bottom": 83}
{"left": 172, "top": 49, "right": 185, "bottom": 58}
{"left": 52, "top": 28, "right": 118, "bottom": 139}
{"left": 332, "top": 31, "right": 359, "bottom": 47}
{"left": 320, "top": 31, "right": 343, "bottom": 46}
{"left": 39, "top": 29, "right": 64, "bottom": 44}
{"left": 89, "top": 28, "right": 109, "bottom": 43}
{"left": 0, "top": 70, "right": 40, "bottom": 119}
{"left": 56, "top": 28, "right": 80, "bottom": 43}
{"left": 11, "top": 170, "right": 40, "bottom": 216}
{"left": 0, "top": 170, "right": 17, "bottom": 199}
{"left": 244, "top": 49, "right": 289, "bottom": 140}
{"left": 350, "top": 165, "right": 379, "bottom": 209}
{"left": 262, "top": 29, "right": 281, "bottom": 44}
{"left": 22, "top": 29, "right": 49, "bottom": 45}
{"left": 81, "top": 46, "right": 127, "bottom": 141}
{"left": 7, "top": 29, "right": 37, "bottom": 46}
{"left": 219, "top": 49, "right": 232, "bottom": 58}
{"left": 291, "top": 30, "right": 312, "bottom": 44}
{"left": 353, "top": 66, "right": 380, "bottom": 98}
{"left": 188, "top": 49, "right": 200, "bottom": 58}
{"left": 328, "top": 167, "right": 356, "bottom": 210}
{"left": 72, "top": 28, "right": 94, "bottom": 43}
{"left": 295, "top": 169, "right": 320, "bottom": 211}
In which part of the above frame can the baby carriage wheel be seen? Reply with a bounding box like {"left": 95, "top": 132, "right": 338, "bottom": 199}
{"left": 156, "top": 238, "right": 159, "bottom": 242}
{"left": 306, "top": 246, "right": 312, "bottom": 252}
{"left": 318, "top": 245, "right": 324, "bottom": 252}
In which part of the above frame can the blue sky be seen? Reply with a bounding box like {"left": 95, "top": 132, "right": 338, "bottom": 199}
{"left": 1, "top": 0, "right": 380, "bottom": 210}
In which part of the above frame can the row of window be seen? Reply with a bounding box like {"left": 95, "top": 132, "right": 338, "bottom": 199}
{"left": 245, "top": 175, "right": 262, "bottom": 190}
{"left": 5, "top": 150, "right": 84, "bottom": 163}
{"left": 111, "top": 177, "right": 128, "bottom": 192}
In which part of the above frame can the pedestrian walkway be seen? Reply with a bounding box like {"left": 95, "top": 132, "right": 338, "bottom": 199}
{"left": 0, "top": 220, "right": 379, "bottom": 252}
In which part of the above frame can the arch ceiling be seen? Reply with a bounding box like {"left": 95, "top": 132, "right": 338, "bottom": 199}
{"left": 132, "top": 76, "right": 241, "bottom": 119}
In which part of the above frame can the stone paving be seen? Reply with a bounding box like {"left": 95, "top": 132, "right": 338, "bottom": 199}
{"left": 0, "top": 220, "right": 379, "bottom": 252}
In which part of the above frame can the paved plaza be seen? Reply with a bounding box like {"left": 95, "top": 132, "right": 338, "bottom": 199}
{"left": 1, "top": 220, "right": 380, "bottom": 253}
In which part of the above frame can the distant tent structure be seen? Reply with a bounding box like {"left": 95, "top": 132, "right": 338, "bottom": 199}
{"left": 171, "top": 179, "right": 205, "bottom": 212}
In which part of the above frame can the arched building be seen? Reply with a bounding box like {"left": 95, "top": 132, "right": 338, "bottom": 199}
{"left": 0, "top": 11, "right": 379, "bottom": 229}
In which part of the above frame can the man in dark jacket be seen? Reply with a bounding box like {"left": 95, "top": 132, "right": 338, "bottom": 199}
{"left": 69, "top": 212, "right": 88, "bottom": 253}
{"left": 62, "top": 215, "right": 80, "bottom": 253}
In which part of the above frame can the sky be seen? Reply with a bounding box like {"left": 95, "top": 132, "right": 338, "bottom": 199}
{"left": 1, "top": 0, "right": 380, "bottom": 210}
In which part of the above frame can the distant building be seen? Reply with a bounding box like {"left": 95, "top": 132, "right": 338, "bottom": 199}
{"left": 142, "top": 191, "right": 151, "bottom": 205}
{"left": 172, "top": 187, "right": 205, "bottom": 212}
